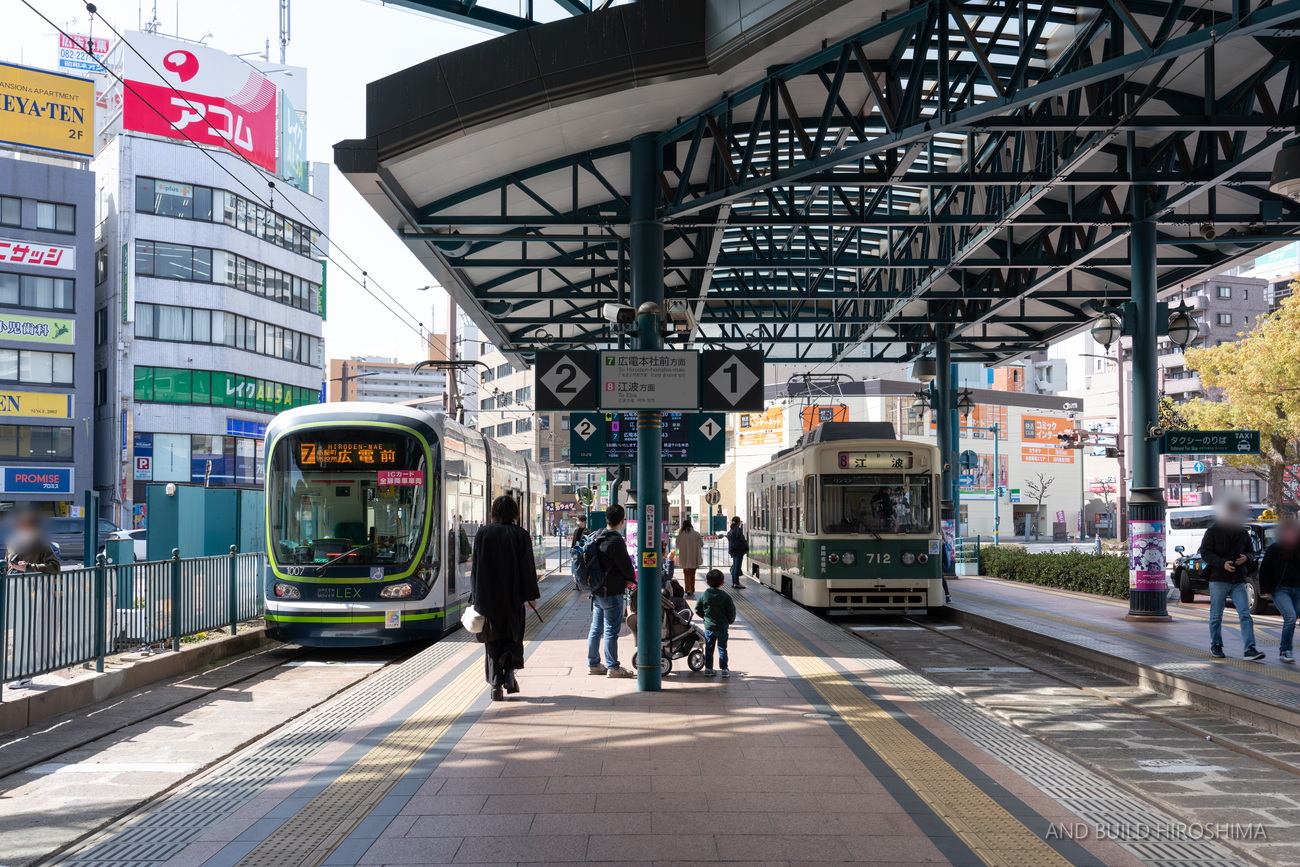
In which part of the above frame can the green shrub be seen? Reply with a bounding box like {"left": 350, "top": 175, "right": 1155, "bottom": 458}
{"left": 979, "top": 545, "right": 1129, "bottom": 599}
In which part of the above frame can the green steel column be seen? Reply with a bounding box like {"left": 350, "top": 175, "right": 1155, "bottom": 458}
{"left": 1126, "top": 215, "right": 1171, "bottom": 621}
{"left": 934, "top": 341, "right": 956, "bottom": 571}
{"left": 630, "top": 133, "right": 664, "bottom": 690}
{"left": 949, "top": 361, "right": 961, "bottom": 533}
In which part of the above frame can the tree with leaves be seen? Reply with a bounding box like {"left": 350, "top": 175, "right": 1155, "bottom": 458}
{"left": 1023, "top": 472, "right": 1055, "bottom": 540}
{"left": 1179, "top": 281, "right": 1300, "bottom": 511}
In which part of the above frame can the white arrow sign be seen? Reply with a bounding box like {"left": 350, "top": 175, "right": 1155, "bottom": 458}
{"left": 574, "top": 418, "right": 598, "bottom": 441}
{"left": 698, "top": 418, "right": 721, "bottom": 440}
{"left": 665, "top": 466, "right": 690, "bottom": 482}
{"left": 708, "top": 354, "right": 760, "bottom": 406}
{"left": 540, "top": 355, "right": 592, "bottom": 406}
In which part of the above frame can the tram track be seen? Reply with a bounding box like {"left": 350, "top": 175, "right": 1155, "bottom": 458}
{"left": 839, "top": 611, "right": 1300, "bottom": 781}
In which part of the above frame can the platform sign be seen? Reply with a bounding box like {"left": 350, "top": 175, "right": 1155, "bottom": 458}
{"left": 535, "top": 351, "right": 597, "bottom": 410}
{"left": 701, "top": 350, "right": 764, "bottom": 411}
{"left": 1162, "top": 430, "right": 1259, "bottom": 455}
{"left": 569, "top": 412, "right": 725, "bottom": 466}
{"left": 598, "top": 351, "right": 698, "bottom": 410}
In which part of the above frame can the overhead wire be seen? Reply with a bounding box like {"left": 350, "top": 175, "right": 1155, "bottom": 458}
{"left": 21, "top": 0, "right": 431, "bottom": 345}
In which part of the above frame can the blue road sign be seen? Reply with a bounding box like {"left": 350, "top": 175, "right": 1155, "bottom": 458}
{"left": 1192, "top": 461, "right": 1205, "bottom": 473}
{"left": 958, "top": 473, "right": 975, "bottom": 486}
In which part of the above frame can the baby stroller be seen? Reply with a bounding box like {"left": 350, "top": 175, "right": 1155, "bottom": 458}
{"left": 626, "top": 587, "right": 707, "bottom": 675}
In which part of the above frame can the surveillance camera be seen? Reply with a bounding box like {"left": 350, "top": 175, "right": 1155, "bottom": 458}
{"left": 1146, "top": 423, "right": 1166, "bottom": 441}
{"left": 1199, "top": 223, "right": 1217, "bottom": 241}
{"left": 602, "top": 303, "right": 636, "bottom": 325}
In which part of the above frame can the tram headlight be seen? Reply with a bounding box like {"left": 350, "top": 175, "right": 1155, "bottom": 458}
{"left": 901, "top": 553, "right": 916, "bottom": 565}
{"left": 273, "top": 583, "right": 300, "bottom": 599}
{"left": 380, "top": 582, "right": 414, "bottom": 599}
{"left": 840, "top": 552, "right": 856, "bottom": 566}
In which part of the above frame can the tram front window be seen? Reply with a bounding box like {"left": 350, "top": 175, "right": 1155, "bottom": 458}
{"left": 269, "top": 430, "right": 429, "bottom": 567}
{"left": 821, "top": 474, "right": 933, "bottom": 534}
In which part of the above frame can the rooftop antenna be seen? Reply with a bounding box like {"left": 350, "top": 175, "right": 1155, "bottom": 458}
{"left": 279, "top": 0, "right": 291, "bottom": 64}
{"left": 142, "top": 2, "right": 160, "bottom": 34}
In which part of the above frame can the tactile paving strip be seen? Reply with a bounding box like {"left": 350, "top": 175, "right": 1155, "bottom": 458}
{"left": 740, "top": 598, "right": 1075, "bottom": 867}
{"left": 748, "top": 591, "right": 1247, "bottom": 867}
{"left": 63, "top": 584, "right": 569, "bottom": 867}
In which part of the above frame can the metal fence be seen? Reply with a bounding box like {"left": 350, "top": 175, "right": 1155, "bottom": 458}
{"left": 1, "top": 548, "right": 266, "bottom": 687}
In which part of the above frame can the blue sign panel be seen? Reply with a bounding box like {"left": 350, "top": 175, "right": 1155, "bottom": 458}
{"left": 226, "top": 418, "right": 268, "bottom": 439}
{"left": 2, "top": 466, "right": 73, "bottom": 494}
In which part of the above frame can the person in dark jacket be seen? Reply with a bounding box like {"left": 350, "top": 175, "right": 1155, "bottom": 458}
{"left": 470, "top": 496, "right": 541, "bottom": 700}
{"left": 1199, "top": 500, "right": 1263, "bottom": 661}
{"left": 586, "top": 503, "right": 636, "bottom": 678}
{"left": 1260, "top": 519, "right": 1300, "bottom": 663}
{"left": 726, "top": 516, "right": 747, "bottom": 589}
{"left": 695, "top": 569, "right": 737, "bottom": 676}
{"left": 569, "top": 515, "right": 587, "bottom": 590}
{"left": 5, "top": 511, "right": 60, "bottom": 575}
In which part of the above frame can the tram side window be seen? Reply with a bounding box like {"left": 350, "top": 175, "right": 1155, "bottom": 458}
{"left": 803, "top": 476, "right": 816, "bottom": 534}
{"left": 821, "top": 474, "right": 933, "bottom": 534}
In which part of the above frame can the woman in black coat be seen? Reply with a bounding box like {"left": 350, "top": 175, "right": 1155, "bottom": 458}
{"left": 470, "top": 496, "right": 541, "bottom": 700}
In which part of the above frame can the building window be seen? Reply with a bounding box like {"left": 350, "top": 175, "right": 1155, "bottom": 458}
{"left": 95, "top": 247, "right": 109, "bottom": 285}
{"left": 1217, "top": 478, "right": 1258, "bottom": 502}
{"left": 95, "top": 307, "right": 108, "bottom": 345}
{"left": 481, "top": 397, "right": 495, "bottom": 411}
{"left": 1243, "top": 289, "right": 1249, "bottom": 301}
{"left": 35, "top": 202, "right": 75, "bottom": 233}
{"left": 561, "top": 447, "right": 570, "bottom": 461}
{"left": 0, "top": 349, "right": 74, "bottom": 385}
{"left": 539, "top": 415, "right": 550, "bottom": 430}
{"left": 1217, "top": 286, "right": 1232, "bottom": 299}
{"left": 136, "top": 177, "right": 318, "bottom": 258}
{"left": 0, "top": 272, "right": 75, "bottom": 311}
{"left": 515, "top": 385, "right": 532, "bottom": 402}
{"left": 0, "top": 197, "right": 19, "bottom": 227}
{"left": 0, "top": 425, "right": 74, "bottom": 460}
{"left": 134, "top": 366, "right": 317, "bottom": 412}
{"left": 95, "top": 367, "right": 108, "bottom": 408}
{"left": 561, "top": 415, "right": 570, "bottom": 430}
{"left": 135, "top": 240, "right": 320, "bottom": 312}
{"left": 135, "top": 303, "right": 320, "bottom": 366}
{"left": 496, "top": 422, "right": 513, "bottom": 437}
{"left": 516, "top": 417, "right": 532, "bottom": 433}
{"left": 1216, "top": 313, "right": 1233, "bottom": 326}
{"left": 540, "top": 447, "right": 550, "bottom": 462}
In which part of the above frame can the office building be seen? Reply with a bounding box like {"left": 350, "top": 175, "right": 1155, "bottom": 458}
{"left": 327, "top": 351, "right": 448, "bottom": 406}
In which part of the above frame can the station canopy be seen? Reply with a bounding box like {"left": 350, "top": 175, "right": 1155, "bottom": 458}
{"left": 338, "top": 0, "right": 1300, "bottom": 365}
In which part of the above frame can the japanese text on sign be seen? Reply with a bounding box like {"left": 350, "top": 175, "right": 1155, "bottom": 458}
{"left": 599, "top": 351, "right": 699, "bottom": 410}
{"left": 0, "top": 238, "right": 75, "bottom": 270}
{"left": 377, "top": 470, "right": 424, "bottom": 486}
{"left": 837, "top": 452, "right": 914, "bottom": 470}
{"left": 296, "top": 441, "right": 400, "bottom": 469}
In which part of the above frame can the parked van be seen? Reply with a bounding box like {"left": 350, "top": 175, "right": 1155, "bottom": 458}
{"left": 1165, "top": 504, "right": 1270, "bottom": 568}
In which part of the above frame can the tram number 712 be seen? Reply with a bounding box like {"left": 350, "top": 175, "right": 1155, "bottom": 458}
{"left": 860, "top": 553, "right": 891, "bottom": 564}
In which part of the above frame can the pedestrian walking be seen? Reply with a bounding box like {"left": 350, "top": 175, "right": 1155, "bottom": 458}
{"left": 569, "top": 515, "right": 587, "bottom": 591}
{"left": 695, "top": 569, "right": 737, "bottom": 676}
{"left": 726, "top": 516, "right": 748, "bottom": 589}
{"left": 469, "top": 496, "right": 542, "bottom": 701}
{"left": 581, "top": 503, "right": 636, "bottom": 679}
{"left": 1199, "top": 499, "right": 1264, "bottom": 662}
{"left": 675, "top": 519, "right": 703, "bottom": 597}
{"left": 1260, "top": 518, "right": 1300, "bottom": 664}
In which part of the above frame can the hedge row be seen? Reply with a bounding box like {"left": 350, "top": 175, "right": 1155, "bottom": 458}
{"left": 979, "top": 545, "right": 1130, "bottom": 599}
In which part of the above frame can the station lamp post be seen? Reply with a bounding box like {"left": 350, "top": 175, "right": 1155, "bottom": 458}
{"left": 1086, "top": 276, "right": 1198, "bottom": 621}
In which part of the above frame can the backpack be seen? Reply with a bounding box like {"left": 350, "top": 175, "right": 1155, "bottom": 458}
{"left": 574, "top": 531, "right": 609, "bottom": 594}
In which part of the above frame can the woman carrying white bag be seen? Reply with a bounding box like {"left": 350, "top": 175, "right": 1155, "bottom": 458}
{"left": 468, "top": 496, "right": 541, "bottom": 701}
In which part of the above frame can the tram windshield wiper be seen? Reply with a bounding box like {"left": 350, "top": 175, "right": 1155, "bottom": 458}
{"left": 315, "top": 543, "right": 374, "bottom": 574}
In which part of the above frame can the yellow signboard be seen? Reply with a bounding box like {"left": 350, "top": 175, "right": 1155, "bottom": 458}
{"left": 0, "top": 62, "right": 95, "bottom": 158}
{"left": 0, "top": 390, "right": 73, "bottom": 419}
{"left": 737, "top": 405, "right": 785, "bottom": 448}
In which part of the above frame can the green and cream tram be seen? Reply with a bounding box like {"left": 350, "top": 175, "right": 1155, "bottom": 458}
{"left": 263, "top": 403, "right": 546, "bottom": 647}
{"left": 745, "top": 423, "right": 944, "bottom": 612}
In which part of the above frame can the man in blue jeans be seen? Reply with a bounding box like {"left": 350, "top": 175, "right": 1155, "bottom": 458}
{"left": 1199, "top": 500, "right": 1264, "bottom": 661}
{"left": 1260, "top": 520, "right": 1300, "bottom": 663}
{"left": 586, "top": 503, "right": 636, "bottom": 679}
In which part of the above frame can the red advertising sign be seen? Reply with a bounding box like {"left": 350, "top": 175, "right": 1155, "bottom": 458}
{"left": 0, "top": 238, "right": 75, "bottom": 270}
{"left": 122, "top": 33, "right": 278, "bottom": 172}
{"left": 377, "top": 470, "right": 424, "bottom": 486}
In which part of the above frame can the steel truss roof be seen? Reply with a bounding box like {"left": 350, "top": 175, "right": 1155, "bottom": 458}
{"left": 340, "top": 0, "right": 1300, "bottom": 365}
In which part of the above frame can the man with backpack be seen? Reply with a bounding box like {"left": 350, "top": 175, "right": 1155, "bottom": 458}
{"left": 575, "top": 503, "right": 637, "bottom": 678}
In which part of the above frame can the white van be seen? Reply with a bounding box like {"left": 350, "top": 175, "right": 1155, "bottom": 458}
{"left": 1166, "top": 504, "right": 1270, "bottom": 564}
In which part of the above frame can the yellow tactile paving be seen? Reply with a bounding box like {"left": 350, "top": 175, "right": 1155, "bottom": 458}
{"left": 235, "top": 590, "right": 570, "bottom": 867}
{"left": 737, "top": 595, "right": 1076, "bottom": 867}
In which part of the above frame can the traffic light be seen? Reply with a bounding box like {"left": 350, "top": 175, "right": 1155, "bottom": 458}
{"left": 1057, "top": 431, "right": 1080, "bottom": 449}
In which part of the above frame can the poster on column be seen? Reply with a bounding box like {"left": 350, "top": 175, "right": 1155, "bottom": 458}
{"left": 1128, "top": 521, "right": 1167, "bottom": 591}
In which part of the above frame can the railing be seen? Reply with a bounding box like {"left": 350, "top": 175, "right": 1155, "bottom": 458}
{"left": 1, "top": 547, "right": 267, "bottom": 690}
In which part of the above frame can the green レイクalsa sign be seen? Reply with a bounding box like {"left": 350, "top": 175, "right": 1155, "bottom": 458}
{"left": 0, "top": 313, "right": 73, "bottom": 344}
{"left": 1161, "top": 430, "right": 1261, "bottom": 455}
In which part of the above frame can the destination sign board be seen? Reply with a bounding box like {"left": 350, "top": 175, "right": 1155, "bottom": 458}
{"left": 1162, "top": 430, "right": 1260, "bottom": 455}
{"left": 296, "top": 441, "right": 402, "bottom": 469}
{"left": 570, "top": 412, "right": 725, "bottom": 466}
{"left": 598, "top": 351, "right": 699, "bottom": 411}
{"left": 837, "top": 451, "right": 914, "bottom": 470}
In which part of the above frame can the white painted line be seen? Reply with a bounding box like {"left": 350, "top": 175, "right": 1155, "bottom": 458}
{"left": 28, "top": 762, "right": 198, "bottom": 775}
{"left": 848, "top": 625, "right": 963, "bottom": 631}
{"left": 281, "top": 661, "right": 387, "bottom": 668}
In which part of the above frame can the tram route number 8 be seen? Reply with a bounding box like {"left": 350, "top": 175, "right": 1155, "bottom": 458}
{"left": 837, "top": 453, "right": 907, "bottom": 469}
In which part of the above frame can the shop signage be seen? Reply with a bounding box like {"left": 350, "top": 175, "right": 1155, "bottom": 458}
{"left": 0, "top": 313, "right": 74, "bottom": 345}
{"left": 0, "top": 390, "right": 73, "bottom": 419}
{"left": 0, "top": 238, "right": 75, "bottom": 270}
{"left": 0, "top": 61, "right": 94, "bottom": 158}
{"left": 1, "top": 466, "right": 73, "bottom": 494}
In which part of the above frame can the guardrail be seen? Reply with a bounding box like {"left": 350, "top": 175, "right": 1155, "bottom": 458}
{"left": 1, "top": 548, "right": 266, "bottom": 689}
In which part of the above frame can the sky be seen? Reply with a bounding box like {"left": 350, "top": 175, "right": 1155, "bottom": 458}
{"left": 4, "top": 0, "right": 504, "bottom": 362}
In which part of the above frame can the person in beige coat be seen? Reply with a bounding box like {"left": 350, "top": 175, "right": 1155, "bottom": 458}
{"left": 674, "top": 519, "right": 704, "bottom": 596}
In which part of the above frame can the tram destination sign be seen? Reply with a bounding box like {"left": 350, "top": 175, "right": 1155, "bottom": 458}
{"left": 1161, "top": 430, "right": 1260, "bottom": 455}
{"left": 569, "top": 412, "right": 725, "bottom": 466}
{"left": 599, "top": 351, "right": 698, "bottom": 411}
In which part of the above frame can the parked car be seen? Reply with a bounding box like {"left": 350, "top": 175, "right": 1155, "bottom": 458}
{"left": 107, "top": 528, "right": 147, "bottom": 562}
{"left": 47, "top": 517, "right": 121, "bottom": 563}
{"left": 1171, "top": 520, "right": 1279, "bottom": 614}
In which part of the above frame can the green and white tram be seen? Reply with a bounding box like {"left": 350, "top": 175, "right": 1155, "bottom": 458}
{"left": 263, "top": 403, "right": 546, "bottom": 647}
{"left": 745, "top": 423, "right": 944, "bottom": 612}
